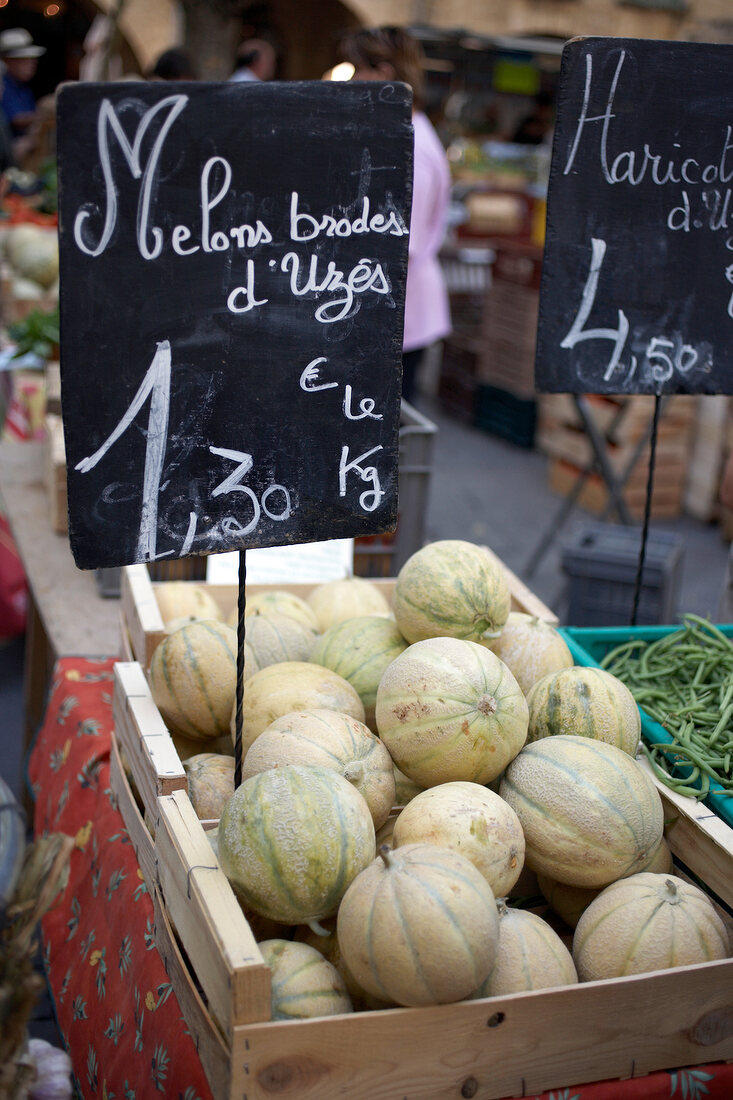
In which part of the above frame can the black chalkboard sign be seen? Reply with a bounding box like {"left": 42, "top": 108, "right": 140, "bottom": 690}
{"left": 535, "top": 37, "right": 733, "bottom": 395}
{"left": 57, "top": 81, "right": 412, "bottom": 570}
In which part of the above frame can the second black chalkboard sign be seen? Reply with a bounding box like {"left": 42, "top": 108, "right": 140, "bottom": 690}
{"left": 57, "top": 80, "right": 413, "bottom": 570}
{"left": 535, "top": 36, "right": 733, "bottom": 396}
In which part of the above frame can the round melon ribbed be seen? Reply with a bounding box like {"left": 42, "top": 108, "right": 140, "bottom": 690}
{"left": 499, "top": 735, "right": 664, "bottom": 889}
{"left": 149, "top": 619, "right": 238, "bottom": 741}
{"left": 526, "top": 666, "right": 641, "bottom": 756}
{"left": 218, "top": 764, "right": 375, "bottom": 925}
{"left": 392, "top": 539, "right": 511, "bottom": 644}
{"left": 375, "top": 636, "right": 528, "bottom": 787}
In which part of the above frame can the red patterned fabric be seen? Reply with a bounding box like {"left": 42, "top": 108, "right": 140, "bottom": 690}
{"left": 28, "top": 657, "right": 733, "bottom": 1100}
{"left": 28, "top": 657, "right": 213, "bottom": 1100}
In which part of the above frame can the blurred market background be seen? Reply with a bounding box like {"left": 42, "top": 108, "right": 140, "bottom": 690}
{"left": 2, "top": 0, "right": 733, "bottom": 1059}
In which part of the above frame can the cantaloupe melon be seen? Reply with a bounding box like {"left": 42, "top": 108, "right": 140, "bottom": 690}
{"left": 258, "top": 939, "right": 353, "bottom": 1020}
{"left": 230, "top": 590, "right": 319, "bottom": 631}
{"left": 573, "top": 872, "right": 730, "bottom": 980}
{"left": 155, "top": 581, "right": 224, "bottom": 626}
{"left": 218, "top": 764, "right": 375, "bottom": 925}
{"left": 337, "top": 843, "right": 500, "bottom": 1007}
{"left": 306, "top": 576, "right": 391, "bottom": 632}
{"left": 391, "top": 781, "right": 525, "bottom": 897}
{"left": 375, "top": 637, "right": 528, "bottom": 787}
{"left": 242, "top": 611, "right": 318, "bottom": 668}
{"left": 309, "top": 615, "right": 407, "bottom": 728}
{"left": 472, "top": 902, "right": 578, "bottom": 997}
{"left": 232, "top": 661, "right": 366, "bottom": 756}
{"left": 149, "top": 620, "right": 238, "bottom": 741}
{"left": 526, "top": 666, "right": 641, "bottom": 757}
{"left": 241, "top": 708, "right": 395, "bottom": 829}
{"left": 392, "top": 540, "right": 511, "bottom": 644}
{"left": 499, "top": 735, "right": 664, "bottom": 889}
{"left": 183, "top": 753, "right": 234, "bottom": 820}
{"left": 488, "top": 613, "right": 573, "bottom": 695}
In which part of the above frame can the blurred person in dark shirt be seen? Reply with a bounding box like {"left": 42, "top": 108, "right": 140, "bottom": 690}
{"left": 0, "top": 28, "right": 45, "bottom": 141}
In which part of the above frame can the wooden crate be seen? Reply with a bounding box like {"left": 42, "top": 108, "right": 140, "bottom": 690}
{"left": 120, "top": 553, "right": 559, "bottom": 674}
{"left": 109, "top": 684, "right": 733, "bottom": 1100}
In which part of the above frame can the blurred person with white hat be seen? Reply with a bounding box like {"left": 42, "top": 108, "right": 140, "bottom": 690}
{"left": 0, "top": 28, "right": 45, "bottom": 141}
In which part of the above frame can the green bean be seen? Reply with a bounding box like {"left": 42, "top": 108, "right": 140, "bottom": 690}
{"left": 602, "top": 616, "right": 733, "bottom": 803}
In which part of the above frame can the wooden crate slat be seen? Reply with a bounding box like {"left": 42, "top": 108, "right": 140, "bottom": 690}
{"left": 226, "top": 956, "right": 733, "bottom": 1100}
{"left": 154, "top": 790, "right": 271, "bottom": 1033}
{"left": 639, "top": 758, "right": 733, "bottom": 910}
{"left": 112, "top": 662, "right": 186, "bottom": 818}
{"left": 108, "top": 731, "right": 157, "bottom": 893}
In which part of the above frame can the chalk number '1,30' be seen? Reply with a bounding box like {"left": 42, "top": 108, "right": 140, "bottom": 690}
{"left": 74, "top": 340, "right": 292, "bottom": 561}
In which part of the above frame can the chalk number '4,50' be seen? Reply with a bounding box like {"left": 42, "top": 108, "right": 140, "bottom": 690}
{"left": 561, "top": 237, "right": 705, "bottom": 386}
{"left": 74, "top": 340, "right": 292, "bottom": 561}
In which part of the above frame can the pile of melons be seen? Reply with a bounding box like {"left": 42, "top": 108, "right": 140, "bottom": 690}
{"left": 147, "top": 539, "right": 730, "bottom": 1021}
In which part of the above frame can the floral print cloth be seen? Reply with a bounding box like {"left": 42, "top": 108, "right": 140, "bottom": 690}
{"left": 28, "top": 657, "right": 733, "bottom": 1100}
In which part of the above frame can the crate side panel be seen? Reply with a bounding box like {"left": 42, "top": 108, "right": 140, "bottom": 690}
{"left": 228, "top": 958, "right": 733, "bottom": 1100}
{"left": 155, "top": 791, "right": 271, "bottom": 1032}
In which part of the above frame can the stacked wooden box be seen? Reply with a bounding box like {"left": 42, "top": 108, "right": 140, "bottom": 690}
{"left": 536, "top": 393, "right": 698, "bottom": 520}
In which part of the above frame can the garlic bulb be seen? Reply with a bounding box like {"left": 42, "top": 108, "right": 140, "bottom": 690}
{"left": 28, "top": 1039, "right": 73, "bottom": 1100}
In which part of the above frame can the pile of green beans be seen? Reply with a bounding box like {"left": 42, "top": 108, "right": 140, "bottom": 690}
{"left": 600, "top": 613, "right": 733, "bottom": 801}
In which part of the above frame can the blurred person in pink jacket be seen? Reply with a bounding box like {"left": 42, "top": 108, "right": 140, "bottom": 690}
{"left": 340, "top": 26, "right": 452, "bottom": 402}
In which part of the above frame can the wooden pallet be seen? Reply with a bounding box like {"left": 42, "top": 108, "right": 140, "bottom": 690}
{"left": 109, "top": 686, "right": 733, "bottom": 1100}
{"left": 548, "top": 458, "right": 686, "bottom": 520}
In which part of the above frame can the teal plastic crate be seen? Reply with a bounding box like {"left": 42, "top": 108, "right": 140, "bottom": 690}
{"left": 559, "top": 624, "right": 733, "bottom": 829}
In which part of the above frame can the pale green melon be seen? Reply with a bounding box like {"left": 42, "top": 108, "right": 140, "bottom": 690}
{"left": 526, "top": 666, "right": 641, "bottom": 756}
{"left": 393, "top": 540, "right": 511, "bottom": 644}
{"left": 499, "top": 735, "right": 664, "bottom": 889}
{"left": 375, "top": 637, "right": 529, "bottom": 787}
{"left": 149, "top": 619, "right": 237, "bottom": 741}
{"left": 472, "top": 903, "right": 578, "bottom": 997}
{"left": 488, "top": 612, "right": 573, "bottom": 695}
{"left": 218, "top": 764, "right": 375, "bottom": 925}
{"left": 259, "top": 939, "right": 353, "bottom": 1020}
{"left": 309, "top": 615, "right": 407, "bottom": 728}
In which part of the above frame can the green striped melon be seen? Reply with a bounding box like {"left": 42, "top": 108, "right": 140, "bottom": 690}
{"left": 228, "top": 589, "right": 319, "bottom": 631}
{"left": 258, "top": 939, "right": 353, "bottom": 1020}
{"left": 391, "top": 781, "right": 525, "bottom": 897}
{"left": 499, "top": 735, "right": 664, "bottom": 889}
{"left": 306, "top": 576, "right": 391, "bottom": 633}
{"left": 393, "top": 540, "right": 511, "bottom": 644}
{"left": 218, "top": 764, "right": 375, "bottom": 925}
{"left": 337, "top": 842, "right": 500, "bottom": 1007}
{"left": 243, "top": 611, "right": 318, "bottom": 669}
{"left": 375, "top": 637, "right": 529, "bottom": 787}
{"left": 573, "top": 872, "right": 730, "bottom": 980}
{"left": 309, "top": 615, "right": 408, "bottom": 728}
{"left": 232, "top": 661, "right": 366, "bottom": 757}
{"left": 488, "top": 612, "right": 573, "bottom": 695}
{"left": 241, "top": 708, "right": 396, "bottom": 829}
{"left": 526, "top": 666, "right": 641, "bottom": 756}
{"left": 149, "top": 619, "right": 237, "bottom": 741}
{"left": 472, "top": 903, "right": 578, "bottom": 998}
